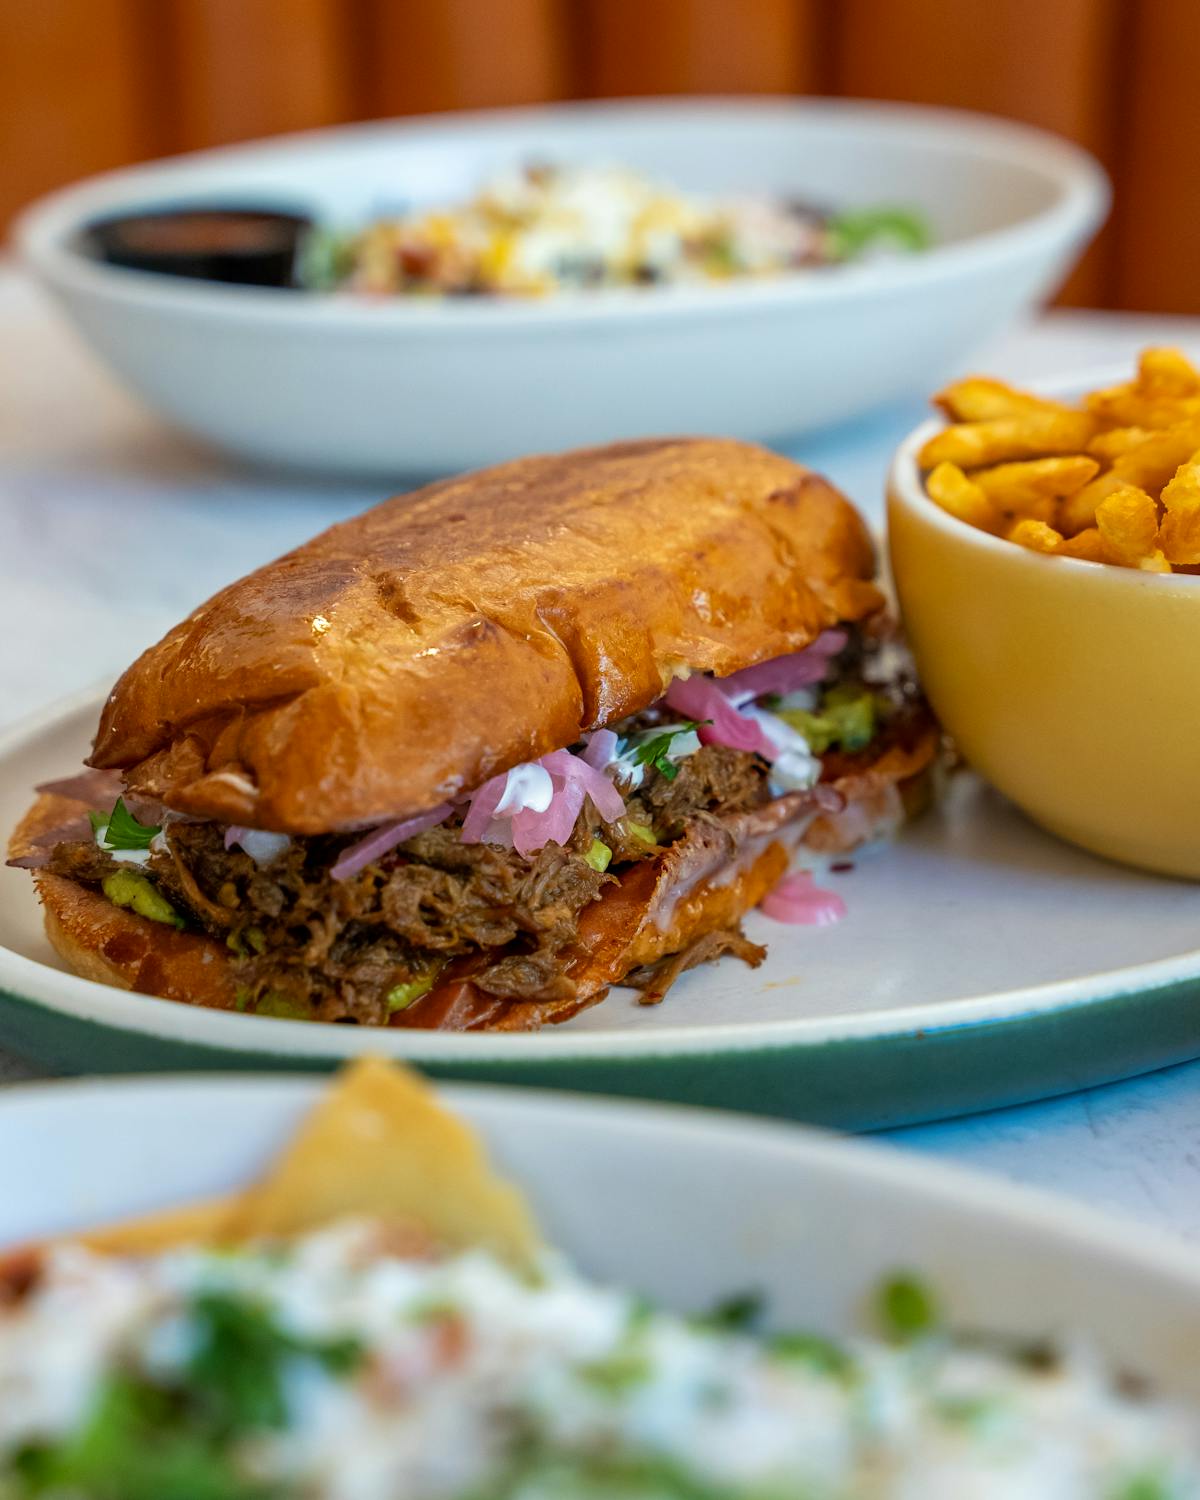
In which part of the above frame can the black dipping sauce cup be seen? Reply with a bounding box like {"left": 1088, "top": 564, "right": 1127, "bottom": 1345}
{"left": 83, "top": 207, "right": 312, "bottom": 288}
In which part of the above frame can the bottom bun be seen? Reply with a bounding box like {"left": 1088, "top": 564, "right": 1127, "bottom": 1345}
{"left": 34, "top": 847, "right": 780, "bottom": 1033}
{"left": 37, "top": 871, "right": 235, "bottom": 1010}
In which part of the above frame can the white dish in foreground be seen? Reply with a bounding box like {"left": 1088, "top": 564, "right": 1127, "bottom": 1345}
{"left": 16, "top": 99, "right": 1106, "bottom": 475}
{"left": 3, "top": 1072, "right": 1200, "bottom": 1406}
{"left": 3, "top": 689, "right": 1200, "bottom": 1128}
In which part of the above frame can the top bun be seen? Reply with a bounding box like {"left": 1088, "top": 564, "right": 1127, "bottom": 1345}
{"left": 90, "top": 438, "right": 882, "bottom": 833}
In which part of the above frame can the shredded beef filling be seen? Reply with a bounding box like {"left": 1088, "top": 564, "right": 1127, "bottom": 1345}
{"left": 623, "top": 743, "right": 769, "bottom": 842}
{"left": 624, "top": 928, "right": 769, "bottom": 1007}
{"left": 46, "top": 743, "right": 774, "bottom": 1025}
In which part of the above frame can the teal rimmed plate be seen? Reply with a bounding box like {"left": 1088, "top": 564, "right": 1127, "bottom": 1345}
{"left": 2, "top": 688, "right": 1200, "bottom": 1129}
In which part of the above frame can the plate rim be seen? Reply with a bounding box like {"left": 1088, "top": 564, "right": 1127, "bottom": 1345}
{"left": 3, "top": 685, "right": 1200, "bottom": 1066}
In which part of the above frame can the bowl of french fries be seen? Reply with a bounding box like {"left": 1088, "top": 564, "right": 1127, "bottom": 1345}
{"left": 888, "top": 348, "right": 1200, "bottom": 879}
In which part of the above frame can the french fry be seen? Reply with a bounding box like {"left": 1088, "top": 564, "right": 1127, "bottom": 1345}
{"left": 973, "top": 455, "right": 1099, "bottom": 499}
{"left": 1006, "top": 518, "right": 1063, "bottom": 554}
{"left": 1058, "top": 471, "right": 1126, "bottom": 536}
{"left": 998, "top": 492, "right": 1058, "bottom": 526}
{"left": 973, "top": 456, "right": 1099, "bottom": 525}
{"left": 918, "top": 410, "right": 1097, "bottom": 470}
{"left": 1135, "top": 346, "right": 1200, "bottom": 399}
{"left": 1159, "top": 453, "right": 1200, "bottom": 565}
{"left": 1087, "top": 426, "right": 1152, "bottom": 462}
{"left": 932, "top": 376, "right": 1077, "bottom": 423}
{"left": 1110, "top": 418, "right": 1200, "bottom": 492}
{"left": 1055, "top": 527, "right": 1110, "bottom": 563}
{"left": 1063, "top": 420, "right": 1200, "bottom": 537}
{"left": 925, "top": 462, "right": 1002, "bottom": 532}
{"left": 1084, "top": 385, "right": 1200, "bottom": 432}
{"left": 919, "top": 350, "right": 1200, "bottom": 573}
{"left": 1095, "top": 486, "right": 1171, "bottom": 572}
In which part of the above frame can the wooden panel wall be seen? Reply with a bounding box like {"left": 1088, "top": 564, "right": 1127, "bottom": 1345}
{"left": 830, "top": 0, "right": 1125, "bottom": 306}
{"left": 364, "top": 0, "right": 570, "bottom": 115}
{"left": 0, "top": 0, "right": 154, "bottom": 217}
{"left": 1112, "top": 0, "right": 1200, "bottom": 312}
{"left": 0, "top": 0, "right": 1193, "bottom": 312}
{"left": 163, "top": 0, "right": 356, "bottom": 149}
{"left": 578, "top": 0, "right": 823, "bottom": 96}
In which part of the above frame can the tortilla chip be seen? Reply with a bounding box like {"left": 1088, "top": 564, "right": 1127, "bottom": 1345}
{"left": 220, "top": 1058, "right": 539, "bottom": 1267}
{"left": 75, "top": 1198, "right": 236, "bottom": 1256}
{"left": 17, "top": 1060, "right": 539, "bottom": 1272}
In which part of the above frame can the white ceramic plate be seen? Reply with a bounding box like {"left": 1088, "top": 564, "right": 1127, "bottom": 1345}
{"left": 3, "top": 688, "right": 1200, "bottom": 1128}
{"left": 15, "top": 99, "right": 1106, "bottom": 475}
{"left": 4, "top": 1073, "right": 1200, "bottom": 1401}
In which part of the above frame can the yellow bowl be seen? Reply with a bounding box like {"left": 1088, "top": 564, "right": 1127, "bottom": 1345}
{"left": 887, "top": 415, "right": 1200, "bottom": 880}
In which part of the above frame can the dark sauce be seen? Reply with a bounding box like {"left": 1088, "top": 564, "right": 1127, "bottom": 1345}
{"left": 83, "top": 206, "right": 312, "bottom": 288}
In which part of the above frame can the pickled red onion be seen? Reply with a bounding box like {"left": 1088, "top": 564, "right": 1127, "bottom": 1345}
{"left": 330, "top": 803, "right": 453, "bottom": 881}
{"left": 721, "top": 630, "right": 847, "bottom": 700}
{"left": 759, "top": 871, "right": 846, "bottom": 926}
{"left": 663, "top": 675, "right": 776, "bottom": 758}
{"left": 580, "top": 728, "right": 619, "bottom": 771}
{"left": 665, "top": 636, "right": 850, "bottom": 763}
{"left": 539, "top": 749, "right": 626, "bottom": 822}
{"left": 460, "top": 746, "right": 626, "bottom": 856}
{"left": 511, "top": 778, "right": 584, "bottom": 857}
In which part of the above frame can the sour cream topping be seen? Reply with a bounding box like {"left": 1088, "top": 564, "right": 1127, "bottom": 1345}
{"left": 492, "top": 762, "right": 555, "bottom": 816}
{"left": 737, "top": 705, "right": 823, "bottom": 794}
{"left": 226, "top": 828, "right": 292, "bottom": 865}
{"left": 89, "top": 823, "right": 165, "bottom": 867}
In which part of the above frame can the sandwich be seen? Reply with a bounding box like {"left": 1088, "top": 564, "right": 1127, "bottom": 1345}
{"left": 9, "top": 438, "right": 939, "bottom": 1031}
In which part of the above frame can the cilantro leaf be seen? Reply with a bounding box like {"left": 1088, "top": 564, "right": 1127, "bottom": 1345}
{"left": 12, "top": 1372, "right": 271, "bottom": 1500}
{"left": 694, "top": 1290, "right": 764, "bottom": 1333}
{"left": 185, "top": 1290, "right": 364, "bottom": 1438}
{"left": 629, "top": 721, "right": 709, "bottom": 783}
{"left": 96, "top": 797, "right": 161, "bottom": 851}
{"left": 1115, "top": 1473, "right": 1174, "bottom": 1500}
{"left": 490, "top": 1441, "right": 749, "bottom": 1499}
{"left": 769, "top": 1331, "right": 856, "bottom": 1381}
{"left": 18, "top": 1281, "right": 368, "bottom": 1498}
{"left": 828, "top": 207, "right": 931, "bottom": 261}
{"left": 578, "top": 1345, "right": 653, "bottom": 1396}
{"left": 878, "top": 1273, "right": 939, "bottom": 1342}
{"left": 185, "top": 1292, "right": 294, "bottom": 1436}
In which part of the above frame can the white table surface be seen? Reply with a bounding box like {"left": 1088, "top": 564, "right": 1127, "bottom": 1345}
{"left": 5, "top": 266, "right": 1200, "bottom": 1241}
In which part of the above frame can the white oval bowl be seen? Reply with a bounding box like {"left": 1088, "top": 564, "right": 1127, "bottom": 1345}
{"left": 15, "top": 98, "right": 1108, "bottom": 476}
{"left": 3, "top": 1073, "right": 1200, "bottom": 1403}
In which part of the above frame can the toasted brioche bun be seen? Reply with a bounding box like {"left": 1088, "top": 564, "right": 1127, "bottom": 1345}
{"left": 89, "top": 439, "right": 882, "bottom": 834}
{"left": 13, "top": 717, "right": 938, "bottom": 1030}
{"left": 8, "top": 791, "right": 236, "bottom": 1011}
{"left": 37, "top": 872, "right": 235, "bottom": 1009}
